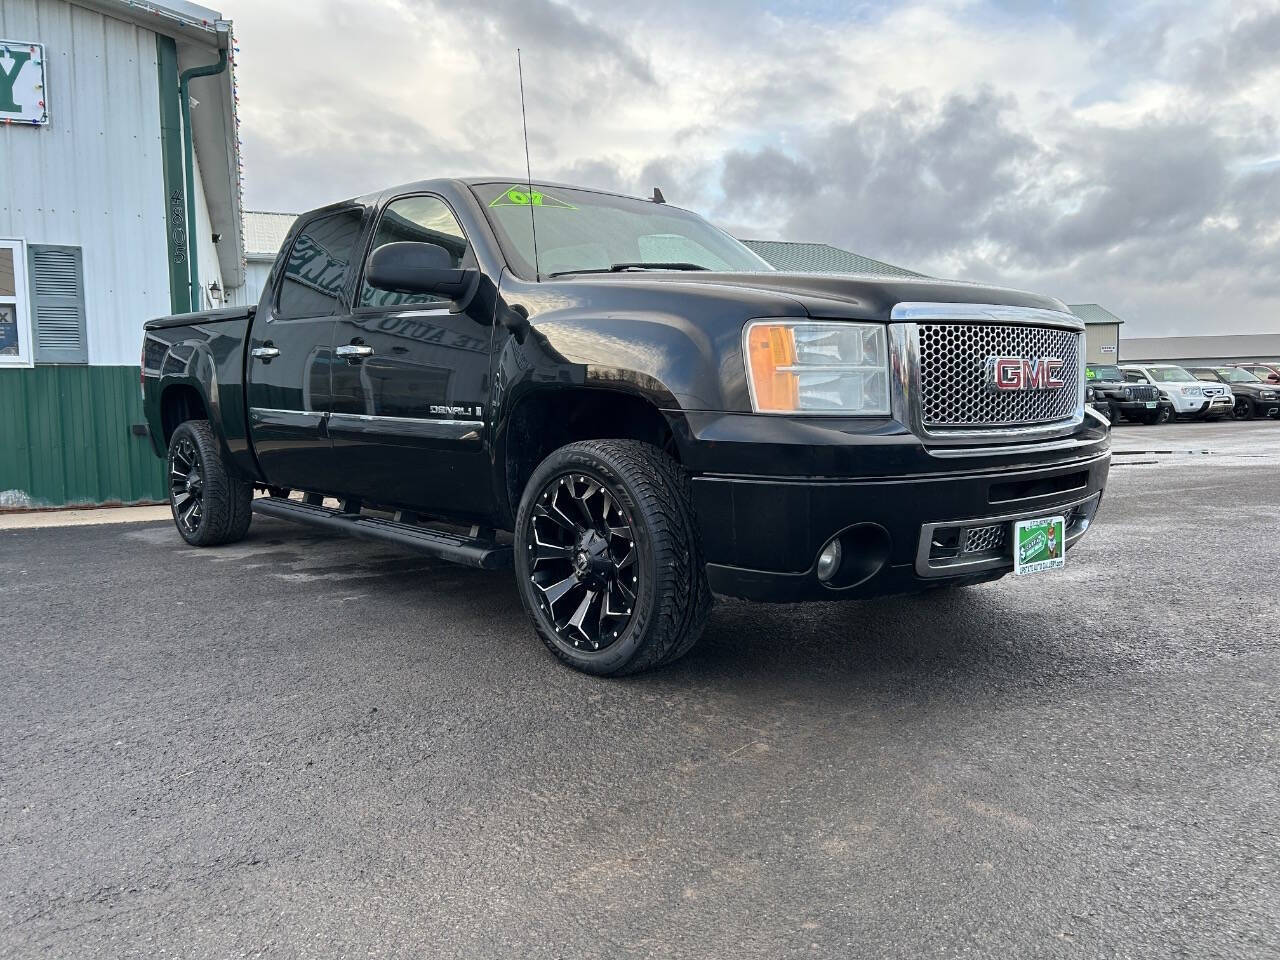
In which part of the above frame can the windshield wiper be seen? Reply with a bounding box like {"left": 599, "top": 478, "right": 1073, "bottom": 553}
{"left": 547, "top": 262, "right": 711, "bottom": 278}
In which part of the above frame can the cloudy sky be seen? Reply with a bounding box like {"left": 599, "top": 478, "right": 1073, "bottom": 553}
{"left": 231, "top": 0, "right": 1280, "bottom": 336}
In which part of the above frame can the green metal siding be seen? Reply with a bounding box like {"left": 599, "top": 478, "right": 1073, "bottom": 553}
{"left": 0, "top": 366, "right": 165, "bottom": 508}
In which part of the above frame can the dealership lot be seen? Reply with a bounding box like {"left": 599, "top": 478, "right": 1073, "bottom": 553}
{"left": 2, "top": 421, "right": 1278, "bottom": 959}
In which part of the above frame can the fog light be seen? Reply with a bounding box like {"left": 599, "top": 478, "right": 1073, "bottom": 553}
{"left": 816, "top": 538, "right": 843, "bottom": 582}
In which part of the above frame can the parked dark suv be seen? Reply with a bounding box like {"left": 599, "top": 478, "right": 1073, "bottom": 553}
{"left": 1190, "top": 366, "right": 1280, "bottom": 420}
{"left": 1085, "top": 363, "right": 1164, "bottom": 424}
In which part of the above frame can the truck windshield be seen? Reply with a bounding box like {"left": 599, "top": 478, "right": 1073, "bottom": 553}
{"left": 1086, "top": 365, "right": 1122, "bottom": 381}
{"left": 473, "top": 182, "right": 773, "bottom": 279}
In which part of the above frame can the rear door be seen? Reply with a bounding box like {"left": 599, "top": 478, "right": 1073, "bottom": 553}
{"left": 246, "top": 206, "right": 366, "bottom": 492}
{"left": 328, "top": 193, "right": 496, "bottom": 520}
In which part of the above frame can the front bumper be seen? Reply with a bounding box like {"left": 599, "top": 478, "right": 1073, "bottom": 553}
{"left": 691, "top": 448, "right": 1110, "bottom": 603}
{"left": 1111, "top": 399, "right": 1161, "bottom": 414}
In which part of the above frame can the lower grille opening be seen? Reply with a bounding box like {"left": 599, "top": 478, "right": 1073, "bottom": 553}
{"left": 922, "top": 495, "right": 1100, "bottom": 573}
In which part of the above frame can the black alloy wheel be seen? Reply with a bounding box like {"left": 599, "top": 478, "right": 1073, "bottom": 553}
{"left": 169, "top": 433, "right": 205, "bottom": 536}
{"left": 1234, "top": 398, "right": 1254, "bottom": 420}
{"left": 526, "top": 472, "right": 639, "bottom": 652}
{"left": 166, "top": 420, "right": 254, "bottom": 547}
{"left": 514, "top": 440, "right": 712, "bottom": 676}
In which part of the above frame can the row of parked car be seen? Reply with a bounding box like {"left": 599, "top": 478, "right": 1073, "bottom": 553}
{"left": 1087, "top": 361, "right": 1280, "bottom": 425}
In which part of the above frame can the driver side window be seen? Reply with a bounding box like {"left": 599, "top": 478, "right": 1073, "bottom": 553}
{"left": 359, "top": 195, "right": 470, "bottom": 308}
{"left": 1124, "top": 371, "right": 1147, "bottom": 383}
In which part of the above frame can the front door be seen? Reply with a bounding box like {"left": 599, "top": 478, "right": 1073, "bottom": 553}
{"left": 328, "top": 194, "right": 496, "bottom": 520}
{"left": 246, "top": 206, "right": 365, "bottom": 493}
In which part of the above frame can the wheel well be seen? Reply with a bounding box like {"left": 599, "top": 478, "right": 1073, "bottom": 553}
{"left": 160, "top": 385, "right": 208, "bottom": 445}
{"left": 505, "top": 389, "right": 677, "bottom": 519}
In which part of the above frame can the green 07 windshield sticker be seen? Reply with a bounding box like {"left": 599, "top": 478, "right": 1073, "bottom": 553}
{"left": 488, "top": 185, "right": 576, "bottom": 209}
{"left": 1013, "top": 515, "right": 1066, "bottom": 576}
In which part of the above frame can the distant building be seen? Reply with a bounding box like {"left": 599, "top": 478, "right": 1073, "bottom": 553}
{"left": 1067, "top": 304, "right": 1124, "bottom": 364}
{"left": 1120, "top": 334, "right": 1280, "bottom": 365}
{"left": 739, "top": 240, "right": 927, "bottom": 278}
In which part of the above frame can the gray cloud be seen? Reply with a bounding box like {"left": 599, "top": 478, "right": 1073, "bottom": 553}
{"left": 716, "top": 89, "right": 1041, "bottom": 261}
{"left": 409, "top": 0, "right": 655, "bottom": 86}
{"left": 1186, "top": 7, "right": 1280, "bottom": 94}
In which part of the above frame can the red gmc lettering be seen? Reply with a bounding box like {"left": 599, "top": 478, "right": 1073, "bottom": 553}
{"left": 990, "top": 357, "right": 1065, "bottom": 391}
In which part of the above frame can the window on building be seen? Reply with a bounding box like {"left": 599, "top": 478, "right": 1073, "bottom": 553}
{"left": 276, "top": 208, "right": 364, "bottom": 320}
{"left": 358, "top": 195, "right": 471, "bottom": 308}
{"left": 0, "top": 240, "right": 31, "bottom": 366}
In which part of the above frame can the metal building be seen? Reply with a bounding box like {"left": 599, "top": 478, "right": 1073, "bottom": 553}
{"left": 228, "top": 209, "right": 293, "bottom": 307}
{"left": 1120, "top": 333, "right": 1280, "bottom": 365}
{"left": 1067, "top": 304, "right": 1124, "bottom": 364}
{"left": 0, "top": 0, "right": 242, "bottom": 508}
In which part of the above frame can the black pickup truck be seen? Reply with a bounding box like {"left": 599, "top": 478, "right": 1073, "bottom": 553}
{"left": 142, "top": 178, "right": 1110, "bottom": 675}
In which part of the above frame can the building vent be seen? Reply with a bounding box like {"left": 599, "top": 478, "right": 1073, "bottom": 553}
{"left": 28, "top": 245, "right": 87, "bottom": 364}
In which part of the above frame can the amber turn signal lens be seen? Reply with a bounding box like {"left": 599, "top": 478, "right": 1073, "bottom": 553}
{"left": 746, "top": 323, "right": 799, "bottom": 412}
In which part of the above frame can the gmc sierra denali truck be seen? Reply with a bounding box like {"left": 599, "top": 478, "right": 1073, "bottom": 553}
{"left": 142, "top": 178, "right": 1110, "bottom": 675}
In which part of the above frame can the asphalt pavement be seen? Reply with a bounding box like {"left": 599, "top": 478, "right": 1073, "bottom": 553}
{"left": 2, "top": 420, "right": 1278, "bottom": 959}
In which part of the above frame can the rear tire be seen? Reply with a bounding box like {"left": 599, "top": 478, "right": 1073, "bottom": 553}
{"left": 167, "top": 420, "right": 253, "bottom": 547}
{"left": 514, "top": 440, "right": 712, "bottom": 676}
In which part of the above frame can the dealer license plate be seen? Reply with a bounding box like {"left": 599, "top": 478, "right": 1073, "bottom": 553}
{"left": 1145, "top": 401, "right": 1157, "bottom": 408}
{"left": 1013, "top": 515, "right": 1066, "bottom": 576}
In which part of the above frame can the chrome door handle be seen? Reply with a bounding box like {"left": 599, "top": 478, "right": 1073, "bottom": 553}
{"left": 335, "top": 344, "right": 374, "bottom": 360}
{"left": 250, "top": 346, "right": 280, "bottom": 360}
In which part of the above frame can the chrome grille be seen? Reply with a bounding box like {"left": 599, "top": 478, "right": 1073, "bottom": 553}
{"left": 918, "top": 324, "right": 1083, "bottom": 428}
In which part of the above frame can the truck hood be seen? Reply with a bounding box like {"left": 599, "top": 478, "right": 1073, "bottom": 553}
{"left": 556, "top": 270, "right": 1070, "bottom": 321}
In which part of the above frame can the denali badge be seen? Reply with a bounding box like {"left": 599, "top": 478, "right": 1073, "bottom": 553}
{"left": 986, "top": 357, "right": 1066, "bottom": 392}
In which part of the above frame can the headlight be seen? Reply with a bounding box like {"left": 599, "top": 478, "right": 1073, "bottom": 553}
{"left": 1086, "top": 387, "right": 1096, "bottom": 401}
{"left": 1181, "top": 385, "right": 1203, "bottom": 397}
{"left": 744, "top": 320, "right": 890, "bottom": 415}
{"left": 1262, "top": 391, "right": 1277, "bottom": 400}
{"left": 1121, "top": 387, "right": 1131, "bottom": 399}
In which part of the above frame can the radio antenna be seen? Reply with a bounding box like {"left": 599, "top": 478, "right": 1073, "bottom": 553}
{"left": 517, "top": 49, "right": 541, "bottom": 281}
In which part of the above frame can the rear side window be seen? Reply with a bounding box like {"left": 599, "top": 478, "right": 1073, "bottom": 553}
{"left": 359, "top": 195, "right": 470, "bottom": 308}
{"left": 276, "top": 208, "right": 364, "bottom": 319}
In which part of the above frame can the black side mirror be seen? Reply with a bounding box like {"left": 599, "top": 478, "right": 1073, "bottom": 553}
{"left": 367, "top": 241, "right": 477, "bottom": 300}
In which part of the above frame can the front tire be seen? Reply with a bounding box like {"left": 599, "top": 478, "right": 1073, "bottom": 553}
{"left": 514, "top": 440, "right": 712, "bottom": 676}
{"left": 167, "top": 420, "right": 253, "bottom": 547}
{"left": 1155, "top": 406, "right": 1173, "bottom": 424}
{"left": 1234, "top": 398, "right": 1254, "bottom": 420}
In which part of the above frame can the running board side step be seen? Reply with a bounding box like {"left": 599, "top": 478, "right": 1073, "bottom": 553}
{"left": 252, "top": 497, "right": 512, "bottom": 570}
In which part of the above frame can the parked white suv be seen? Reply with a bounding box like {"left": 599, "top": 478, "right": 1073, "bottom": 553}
{"left": 1120, "top": 363, "right": 1233, "bottom": 421}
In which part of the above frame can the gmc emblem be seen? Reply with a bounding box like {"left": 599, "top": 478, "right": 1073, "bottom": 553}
{"left": 986, "top": 356, "right": 1066, "bottom": 391}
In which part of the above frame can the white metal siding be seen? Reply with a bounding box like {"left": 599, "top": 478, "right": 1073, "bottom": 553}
{"left": 189, "top": 146, "right": 225, "bottom": 310}
{"left": 0, "top": 0, "right": 168, "bottom": 366}
{"left": 225, "top": 257, "right": 271, "bottom": 308}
